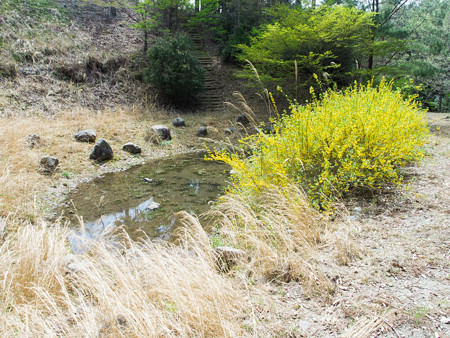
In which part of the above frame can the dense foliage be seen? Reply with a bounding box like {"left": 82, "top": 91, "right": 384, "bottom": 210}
{"left": 211, "top": 81, "right": 429, "bottom": 208}
{"left": 389, "top": 0, "right": 449, "bottom": 111}
{"left": 144, "top": 34, "right": 205, "bottom": 103}
{"left": 237, "top": 5, "right": 374, "bottom": 99}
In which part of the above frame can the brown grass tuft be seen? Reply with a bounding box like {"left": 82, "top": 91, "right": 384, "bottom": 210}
{"left": 208, "top": 185, "right": 340, "bottom": 295}
{"left": 0, "top": 219, "right": 243, "bottom": 336}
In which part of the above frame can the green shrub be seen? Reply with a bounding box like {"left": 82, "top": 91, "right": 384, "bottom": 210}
{"left": 144, "top": 34, "right": 205, "bottom": 103}
{"left": 211, "top": 80, "right": 429, "bottom": 208}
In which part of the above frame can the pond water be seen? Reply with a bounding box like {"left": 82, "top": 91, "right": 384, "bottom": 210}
{"left": 59, "top": 152, "right": 231, "bottom": 248}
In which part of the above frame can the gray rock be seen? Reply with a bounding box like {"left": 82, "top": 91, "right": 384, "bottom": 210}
{"left": 148, "top": 125, "right": 171, "bottom": 144}
{"left": 262, "top": 125, "right": 275, "bottom": 134}
{"left": 90, "top": 139, "right": 113, "bottom": 161}
{"left": 39, "top": 156, "right": 59, "bottom": 174}
{"left": 172, "top": 117, "right": 186, "bottom": 127}
{"left": 26, "top": 134, "right": 41, "bottom": 148}
{"left": 215, "top": 246, "right": 250, "bottom": 272}
{"left": 224, "top": 127, "right": 235, "bottom": 135}
{"left": 122, "top": 142, "right": 141, "bottom": 154}
{"left": 197, "top": 126, "right": 208, "bottom": 137}
{"left": 146, "top": 201, "right": 160, "bottom": 211}
{"left": 116, "top": 314, "right": 127, "bottom": 327}
{"left": 236, "top": 114, "right": 250, "bottom": 126}
{"left": 74, "top": 129, "right": 96, "bottom": 143}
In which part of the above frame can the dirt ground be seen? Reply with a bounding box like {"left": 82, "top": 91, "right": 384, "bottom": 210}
{"left": 244, "top": 113, "right": 449, "bottom": 337}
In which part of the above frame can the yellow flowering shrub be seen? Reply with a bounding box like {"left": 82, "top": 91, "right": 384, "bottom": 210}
{"left": 211, "top": 80, "right": 429, "bottom": 208}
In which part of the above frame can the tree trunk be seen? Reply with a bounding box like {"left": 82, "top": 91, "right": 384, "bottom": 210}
{"left": 144, "top": 29, "right": 148, "bottom": 53}
{"left": 368, "top": 0, "right": 379, "bottom": 71}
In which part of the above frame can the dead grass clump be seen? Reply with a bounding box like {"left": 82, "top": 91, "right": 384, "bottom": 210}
{"left": 209, "top": 185, "right": 338, "bottom": 295}
{"left": 0, "top": 220, "right": 243, "bottom": 336}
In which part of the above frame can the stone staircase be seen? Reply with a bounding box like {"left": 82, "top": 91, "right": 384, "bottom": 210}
{"left": 189, "top": 32, "right": 223, "bottom": 110}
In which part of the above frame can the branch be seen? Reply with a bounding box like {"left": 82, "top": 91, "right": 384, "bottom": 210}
{"left": 379, "top": 0, "right": 409, "bottom": 27}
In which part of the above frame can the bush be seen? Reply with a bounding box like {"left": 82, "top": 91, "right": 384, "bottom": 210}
{"left": 144, "top": 34, "right": 205, "bottom": 103}
{"left": 211, "top": 80, "right": 429, "bottom": 208}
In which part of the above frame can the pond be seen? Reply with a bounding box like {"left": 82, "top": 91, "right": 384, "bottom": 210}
{"left": 59, "top": 152, "right": 231, "bottom": 249}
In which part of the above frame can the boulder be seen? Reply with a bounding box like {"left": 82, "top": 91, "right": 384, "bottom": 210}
{"left": 172, "top": 117, "right": 186, "bottom": 127}
{"left": 74, "top": 129, "right": 96, "bottom": 143}
{"left": 215, "top": 246, "right": 250, "bottom": 272}
{"left": 147, "top": 125, "right": 171, "bottom": 144}
{"left": 39, "top": 156, "right": 59, "bottom": 174}
{"left": 122, "top": 142, "right": 141, "bottom": 154}
{"left": 196, "top": 126, "right": 208, "bottom": 137}
{"left": 90, "top": 138, "right": 113, "bottom": 161}
{"left": 26, "top": 134, "right": 41, "bottom": 148}
{"left": 236, "top": 114, "right": 250, "bottom": 126}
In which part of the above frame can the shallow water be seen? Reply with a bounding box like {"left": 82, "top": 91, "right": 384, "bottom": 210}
{"left": 60, "top": 152, "right": 230, "bottom": 247}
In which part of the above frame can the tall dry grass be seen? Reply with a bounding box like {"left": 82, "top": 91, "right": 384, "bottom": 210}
{"left": 208, "top": 185, "right": 357, "bottom": 296}
{"left": 0, "top": 216, "right": 244, "bottom": 336}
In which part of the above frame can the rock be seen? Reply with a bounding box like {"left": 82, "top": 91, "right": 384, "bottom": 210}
{"left": 172, "top": 117, "right": 186, "bottom": 127}
{"left": 224, "top": 127, "right": 235, "bottom": 135}
{"left": 262, "top": 125, "right": 275, "bottom": 134}
{"left": 236, "top": 114, "right": 250, "bottom": 126}
{"left": 147, "top": 125, "right": 171, "bottom": 144}
{"left": 90, "top": 139, "right": 113, "bottom": 161}
{"left": 74, "top": 130, "right": 96, "bottom": 143}
{"left": 196, "top": 126, "right": 208, "bottom": 137}
{"left": 26, "top": 134, "right": 41, "bottom": 148}
{"left": 215, "top": 246, "right": 250, "bottom": 272}
{"left": 122, "top": 142, "right": 141, "bottom": 154}
{"left": 39, "top": 156, "right": 59, "bottom": 174}
{"left": 146, "top": 201, "right": 160, "bottom": 211}
{"left": 116, "top": 314, "right": 127, "bottom": 327}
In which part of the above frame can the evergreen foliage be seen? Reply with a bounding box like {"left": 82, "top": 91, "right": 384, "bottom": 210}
{"left": 144, "top": 34, "right": 205, "bottom": 103}
{"left": 392, "top": 0, "right": 449, "bottom": 111}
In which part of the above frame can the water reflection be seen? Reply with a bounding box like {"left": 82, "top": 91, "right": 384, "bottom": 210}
{"left": 60, "top": 152, "right": 230, "bottom": 248}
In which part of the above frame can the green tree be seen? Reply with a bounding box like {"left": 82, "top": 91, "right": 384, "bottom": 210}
{"left": 393, "top": 0, "right": 449, "bottom": 111}
{"left": 144, "top": 34, "right": 205, "bottom": 103}
{"left": 237, "top": 5, "right": 374, "bottom": 99}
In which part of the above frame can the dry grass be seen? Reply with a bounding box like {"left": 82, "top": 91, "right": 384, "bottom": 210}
{"left": 207, "top": 185, "right": 355, "bottom": 296}
{"left": 0, "top": 107, "right": 152, "bottom": 217}
{"left": 0, "top": 217, "right": 243, "bottom": 336}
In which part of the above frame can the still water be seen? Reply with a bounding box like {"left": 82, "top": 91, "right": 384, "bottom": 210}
{"left": 60, "top": 152, "right": 231, "bottom": 248}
